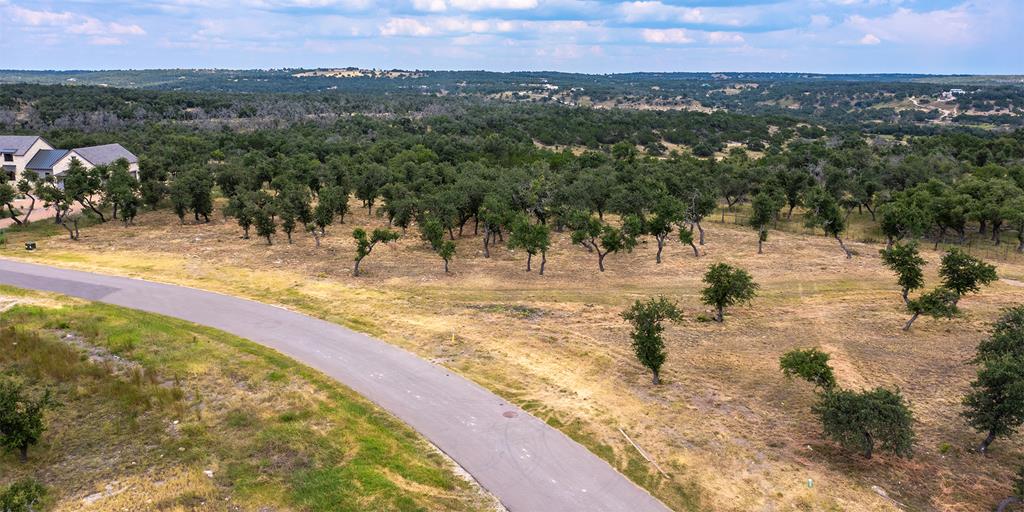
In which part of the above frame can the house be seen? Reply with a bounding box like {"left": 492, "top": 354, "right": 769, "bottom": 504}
{"left": 0, "top": 136, "right": 139, "bottom": 184}
{"left": 1, "top": 135, "right": 54, "bottom": 182}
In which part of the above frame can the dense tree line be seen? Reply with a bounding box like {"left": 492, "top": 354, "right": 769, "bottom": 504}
{"left": 4, "top": 95, "right": 1022, "bottom": 273}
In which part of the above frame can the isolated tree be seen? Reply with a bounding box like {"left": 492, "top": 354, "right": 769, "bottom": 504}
{"left": 621, "top": 297, "right": 682, "bottom": 384}
{"left": 903, "top": 287, "right": 959, "bottom": 331}
{"left": 647, "top": 197, "right": 684, "bottom": 263}
{"left": 880, "top": 242, "right": 926, "bottom": 304}
{"left": 963, "top": 306, "right": 1024, "bottom": 453}
{"left": 508, "top": 216, "right": 551, "bottom": 274}
{"left": 421, "top": 217, "right": 456, "bottom": 273}
{"left": 678, "top": 225, "right": 700, "bottom": 257}
{"left": 0, "top": 379, "right": 55, "bottom": 462}
{"left": 963, "top": 354, "right": 1024, "bottom": 453}
{"left": 804, "top": 187, "right": 852, "bottom": 258}
{"left": 253, "top": 203, "right": 276, "bottom": 245}
{"left": 570, "top": 214, "right": 640, "bottom": 272}
{"left": 939, "top": 248, "right": 998, "bottom": 306}
{"left": 780, "top": 348, "right": 837, "bottom": 391}
{"left": 352, "top": 227, "right": 400, "bottom": 277}
{"left": 700, "top": 263, "right": 758, "bottom": 322}
{"left": 812, "top": 387, "right": 915, "bottom": 459}
{"left": 748, "top": 190, "right": 783, "bottom": 254}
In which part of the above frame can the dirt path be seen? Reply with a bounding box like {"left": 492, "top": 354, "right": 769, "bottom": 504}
{"left": 0, "top": 258, "right": 669, "bottom": 512}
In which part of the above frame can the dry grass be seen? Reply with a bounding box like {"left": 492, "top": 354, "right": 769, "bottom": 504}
{"left": 3, "top": 199, "right": 1024, "bottom": 511}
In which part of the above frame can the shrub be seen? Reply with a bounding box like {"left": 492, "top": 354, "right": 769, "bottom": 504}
{"left": 0, "top": 478, "right": 48, "bottom": 512}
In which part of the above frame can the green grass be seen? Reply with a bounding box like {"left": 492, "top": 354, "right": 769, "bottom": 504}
{"left": 0, "top": 289, "right": 490, "bottom": 511}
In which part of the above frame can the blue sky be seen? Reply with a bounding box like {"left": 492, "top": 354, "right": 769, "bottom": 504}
{"left": 0, "top": 0, "right": 1020, "bottom": 73}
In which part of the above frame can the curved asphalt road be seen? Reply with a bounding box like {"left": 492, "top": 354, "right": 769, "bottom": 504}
{"left": 0, "top": 258, "right": 670, "bottom": 512}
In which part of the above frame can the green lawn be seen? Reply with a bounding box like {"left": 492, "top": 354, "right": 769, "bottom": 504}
{"left": 0, "top": 286, "right": 493, "bottom": 511}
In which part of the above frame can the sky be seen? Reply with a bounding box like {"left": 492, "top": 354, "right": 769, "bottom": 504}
{"left": 0, "top": 0, "right": 1020, "bottom": 74}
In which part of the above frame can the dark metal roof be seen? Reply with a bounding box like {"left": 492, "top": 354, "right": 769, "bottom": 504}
{"left": 25, "top": 149, "right": 69, "bottom": 171}
{"left": 0, "top": 136, "right": 44, "bottom": 156}
{"left": 73, "top": 144, "right": 138, "bottom": 166}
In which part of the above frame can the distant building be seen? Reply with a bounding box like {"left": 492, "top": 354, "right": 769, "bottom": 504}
{"left": 949, "top": 88, "right": 967, "bottom": 96}
{"left": 0, "top": 136, "right": 139, "bottom": 184}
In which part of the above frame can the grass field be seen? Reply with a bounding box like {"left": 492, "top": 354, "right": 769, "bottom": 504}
{"left": 2, "top": 200, "right": 1023, "bottom": 511}
{"left": 0, "top": 287, "right": 497, "bottom": 511}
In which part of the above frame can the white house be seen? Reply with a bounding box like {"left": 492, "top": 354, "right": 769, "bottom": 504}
{"left": 0, "top": 136, "right": 139, "bottom": 184}
{"left": 1, "top": 136, "right": 54, "bottom": 182}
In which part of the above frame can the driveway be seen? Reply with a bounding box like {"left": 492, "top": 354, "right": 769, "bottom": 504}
{"left": 0, "top": 258, "right": 671, "bottom": 512}
{"left": 0, "top": 198, "right": 84, "bottom": 228}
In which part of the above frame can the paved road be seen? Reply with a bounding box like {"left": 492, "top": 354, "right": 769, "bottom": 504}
{"left": 0, "top": 258, "right": 671, "bottom": 512}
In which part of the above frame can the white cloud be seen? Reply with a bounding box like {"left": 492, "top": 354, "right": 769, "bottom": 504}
{"left": 858, "top": 33, "right": 880, "bottom": 45}
{"left": 827, "top": 0, "right": 904, "bottom": 5}
{"left": 842, "top": 6, "right": 974, "bottom": 46}
{"left": 6, "top": 4, "right": 146, "bottom": 37}
{"left": 641, "top": 28, "right": 693, "bottom": 44}
{"left": 380, "top": 17, "right": 435, "bottom": 36}
{"left": 707, "top": 31, "right": 744, "bottom": 45}
{"left": 240, "top": 0, "right": 374, "bottom": 10}
{"left": 448, "top": 0, "right": 538, "bottom": 11}
{"left": 618, "top": 1, "right": 702, "bottom": 24}
{"left": 378, "top": 16, "right": 592, "bottom": 38}
{"left": 412, "top": 0, "right": 448, "bottom": 12}
{"left": 408, "top": 0, "right": 538, "bottom": 13}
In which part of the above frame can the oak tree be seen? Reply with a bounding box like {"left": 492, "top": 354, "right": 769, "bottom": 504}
{"left": 700, "top": 263, "right": 758, "bottom": 322}
{"left": 621, "top": 297, "right": 682, "bottom": 384}
{"left": 352, "top": 227, "right": 400, "bottom": 276}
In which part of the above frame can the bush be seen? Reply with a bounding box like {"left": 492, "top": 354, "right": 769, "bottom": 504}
{"left": 0, "top": 478, "right": 48, "bottom": 512}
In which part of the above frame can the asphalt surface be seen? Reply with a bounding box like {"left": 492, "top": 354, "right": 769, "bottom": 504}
{"left": 0, "top": 258, "right": 671, "bottom": 512}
